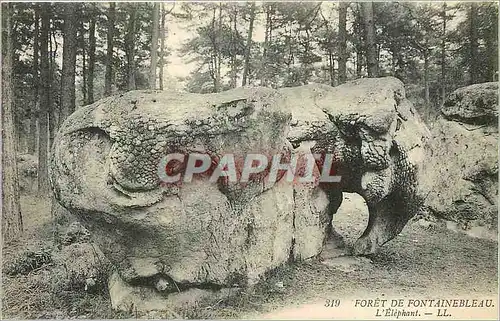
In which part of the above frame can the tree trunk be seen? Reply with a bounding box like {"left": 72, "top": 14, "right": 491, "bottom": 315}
{"left": 424, "top": 49, "right": 430, "bottom": 106}
{"left": 126, "top": 4, "right": 137, "bottom": 91}
{"left": 159, "top": 3, "right": 166, "bottom": 90}
{"left": 38, "top": 3, "right": 51, "bottom": 194}
{"left": 394, "top": 49, "right": 404, "bottom": 80}
{"left": 440, "top": 3, "right": 447, "bottom": 105}
{"left": 104, "top": 2, "right": 116, "bottom": 96}
{"left": 390, "top": 49, "right": 395, "bottom": 75}
{"left": 261, "top": 4, "right": 273, "bottom": 86}
{"left": 209, "top": 7, "right": 217, "bottom": 91}
{"left": 229, "top": 7, "right": 238, "bottom": 89}
{"left": 361, "top": 2, "right": 378, "bottom": 78}
{"left": 49, "top": 25, "right": 58, "bottom": 148}
{"left": 29, "top": 10, "right": 40, "bottom": 155}
{"left": 88, "top": 13, "right": 96, "bottom": 103}
{"left": 149, "top": 3, "right": 160, "bottom": 89}
{"left": 328, "top": 49, "right": 335, "bottom": 86}
{"left": 2, "top": 3, "right": 23, "bottom": 241}
{"left": 215, "top": 3, "right": 223, "bottom": 92}
{"left": 80, "top": 21, "right": 87, "bottom": 105}
{"left": 209, "top": 5, "right": 222, "bottom": 92}
{"left": 60, "top": 3, "right": 78, "bottom": 123}
{"left": 485, "top": 14, "right": 498, "bottom": 82}
{"left": 242, "top": 2, "right": 256, "bottom": 86}
{"left": 338, "top": 2, "right": 348, "bottom": 84}
{"left": 354, "top": 4, "right": 363, "bottom": 78}
{"left": 356, "top": 52, "right": 363, "bottom": 77}
{"left": 468, "top": 3, "right": 479, "bottom": 85}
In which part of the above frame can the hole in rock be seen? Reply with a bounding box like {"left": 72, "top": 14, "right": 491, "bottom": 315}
{"left": 331, "top": 193, "right": 369, "bottom": 248}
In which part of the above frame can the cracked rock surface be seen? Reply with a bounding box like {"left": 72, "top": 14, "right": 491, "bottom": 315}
{"left": 49, "top": 77, "right": 429, "bottom": 311}
{"left": 422, "top": 82, "right": 498, "bottom": 230}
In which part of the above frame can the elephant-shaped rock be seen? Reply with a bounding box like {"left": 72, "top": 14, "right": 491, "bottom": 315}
{"left": 49, "top": 77, "right": 429, "bottom": 311}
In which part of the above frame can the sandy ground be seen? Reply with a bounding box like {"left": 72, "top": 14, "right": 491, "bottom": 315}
{"left": 2, "top": 193, "right": 498, "bottom": 319}
{"left": 244, "top": 193, "right": 498, "bottom": 320}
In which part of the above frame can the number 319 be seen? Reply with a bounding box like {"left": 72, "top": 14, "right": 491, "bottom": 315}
{"left": 325, "top": 299, "right": 341, "bottom": 307}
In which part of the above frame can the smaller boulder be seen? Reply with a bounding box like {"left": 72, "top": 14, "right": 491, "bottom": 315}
{"left": 52, "top": 242, "right": 110, "bottom": 294}
{"left": 61, "top": 221, "right": 91, "bottom": 245}
{"left": 441, "top": 82, "right": 498, "bottom": 124}
{"left": 423, "top": 82, "right": 498, "bottom": 231}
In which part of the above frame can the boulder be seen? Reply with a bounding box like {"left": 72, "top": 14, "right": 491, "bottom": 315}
{"left": 17, "top": 154, "right": 38, "bottom": 193}
{"left": 49, "top": 77, "right": 429, "bottom": 312}
{"left": 441, "top": 82, "right": 498, "bottom": 124}
{"left": 422, "top": 82, "right": 498, "bottom": 230}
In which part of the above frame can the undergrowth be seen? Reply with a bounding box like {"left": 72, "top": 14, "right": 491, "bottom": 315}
{"left": 4, "top": 248, "right": 53, "bottom": 276}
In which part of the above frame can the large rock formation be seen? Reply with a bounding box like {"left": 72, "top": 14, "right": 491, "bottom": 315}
{"left": 49, "top": 77, "right": 429, "bottom": 312}
{"left": 422, "top": 82, "right": 498, "bottom": 230}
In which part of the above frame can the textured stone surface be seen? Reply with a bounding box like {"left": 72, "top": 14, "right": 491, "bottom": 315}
{"left": 49, "top": 77, "right": 429, "bottom": 312}
{"left": 441, "top": 82, "right": 498, "bottom": 124}
{"left": 423, "top": 82, "right": 498, "bottom": 230}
